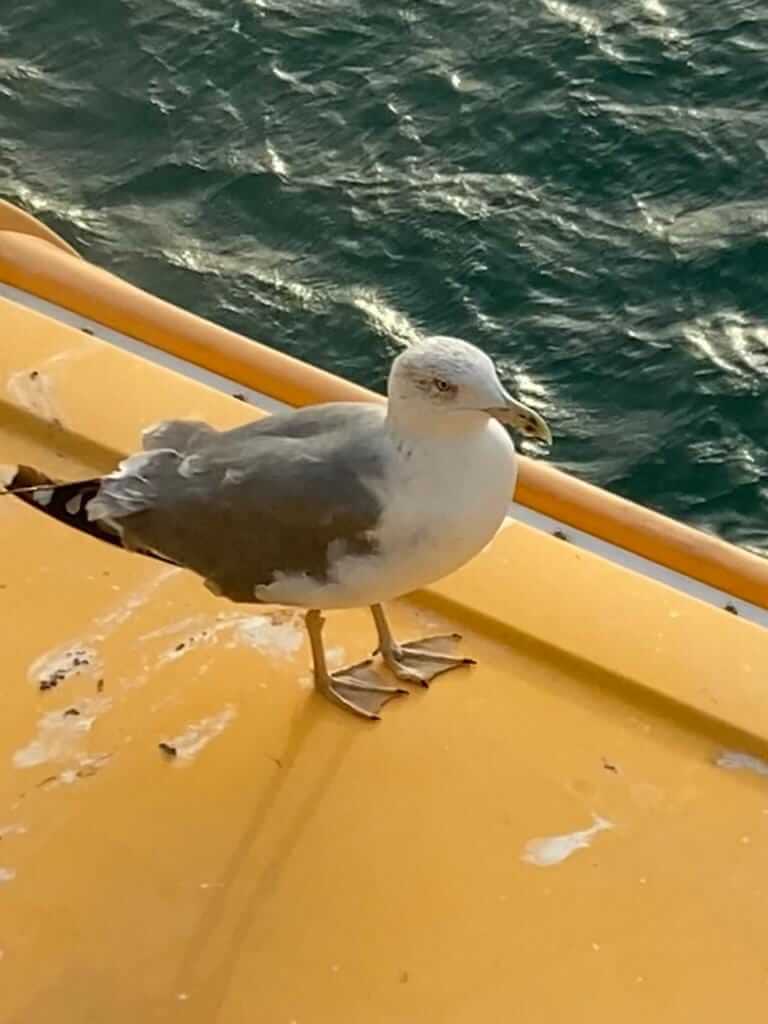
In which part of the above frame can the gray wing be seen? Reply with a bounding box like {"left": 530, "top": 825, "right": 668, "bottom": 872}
{"left": 89, "top": 403, "right": 389, "bottom": 602}
{"left": 141, "top": 420, "right": 218, "bottom": 452}
{"left": 141, "top": 403, "right": 382, "bottom": 452}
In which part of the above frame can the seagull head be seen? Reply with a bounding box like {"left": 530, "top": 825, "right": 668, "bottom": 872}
{"left": 387, "top": 335, "right": 552, "bottom": 445}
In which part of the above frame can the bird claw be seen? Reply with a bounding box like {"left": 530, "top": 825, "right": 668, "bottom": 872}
{"left": 377, "top": 634, "right": 475, "bottom": 686}
{"left": 316, "top": 660, "right": 408, "bottom": 719}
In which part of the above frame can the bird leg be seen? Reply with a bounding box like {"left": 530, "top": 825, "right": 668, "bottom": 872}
{"left": 304, "top": 610, "right": 407, "bottom": 720}
{"left": 370, "top": 604, "right": 476, "bottom": 687}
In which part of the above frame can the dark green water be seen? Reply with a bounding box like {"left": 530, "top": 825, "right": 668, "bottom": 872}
{"left": 2, "top": 1, "right": 767, "bottom": 551}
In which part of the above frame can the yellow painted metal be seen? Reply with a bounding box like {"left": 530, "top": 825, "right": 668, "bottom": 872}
{"left": 1, "top": 266, "right": 768, "bottom": 1022}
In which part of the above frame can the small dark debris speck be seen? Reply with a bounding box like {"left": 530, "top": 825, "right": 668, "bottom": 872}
{"left": 175, "top": 642, "right": 186, "bottom": 652}
{"left": 159, "top": 742, "right": 178, "bottom": 758}
{"left": 81, "top": 327, "right": 94, "bottom": 336}
{"left": 63, "top": 707, "right": 81, "bottom": 717}
{"left": 29, "top": 370, "right": 39, "bottom": 380}
{"left": 553, "top": 530, "right": 569, "bottom": 541}
{"left": 232, "top": 392, "right": 249, "bottom": 402}
{"left": 40, "top": 670, "right": 66, "bottom": 691}
{"left": 400, "top": 971, "right": 409, "bottom": 984}
{"left": 97, "top": 679, "right": 105, "bottom": 693}
{"left": 724, "top": 603, "right": 739, "bottom": 615}
{"left": 601, "top": 757, "right": 618, "bottom": 773}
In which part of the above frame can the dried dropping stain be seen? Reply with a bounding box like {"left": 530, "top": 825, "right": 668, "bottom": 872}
{"left": 14, "top": 697, "right": 112, "bottom": 768}
{"left": 36, "top": 752, "right": 112, "bottom": 787}
{"left": 37, "top": 649, "right": 93, "bottom": 691}
{"left": 0, "top": 824, "right": 26, "bottom": 841}
{"left": 7, "top": 368, "right": 62, "bottom": 426}
{"left": 716, "top": 751, "right": 768, "bottom": 776}
{"left": 522, "top": 815, "right": 614, "bottom": 867}
{"left": 150, "top": 611, "right": 303, "bottom": 670}
{"left": 158, "top": 707, "right": 236, "bottom": 761}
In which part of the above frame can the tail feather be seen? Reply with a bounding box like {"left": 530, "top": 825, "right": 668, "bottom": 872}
{"left": 2, "top": 464, "right": 175, "bottom": 565}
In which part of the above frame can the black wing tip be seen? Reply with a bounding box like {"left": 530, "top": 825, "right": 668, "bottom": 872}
{"left": 3, "top": 465, "right": 111, "bottom": 539}
{"left": 3, "top": 462, "right": 178, "bottom": 567}
{"left": 0, "top": 464, "right": 56, "bottom": 493}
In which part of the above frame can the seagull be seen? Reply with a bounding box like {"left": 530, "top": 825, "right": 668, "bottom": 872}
{"left": 4, "top": 336, "right": 551, "bottom": 720}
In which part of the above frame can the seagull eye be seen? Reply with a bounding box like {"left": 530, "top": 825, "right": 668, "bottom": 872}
{"left": 433, "top": 378, "right": 452, "bottom": 393}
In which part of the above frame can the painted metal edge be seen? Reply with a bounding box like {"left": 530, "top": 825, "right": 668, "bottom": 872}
{"left": 508, "top": 503, "right": 768, "bottom": 628}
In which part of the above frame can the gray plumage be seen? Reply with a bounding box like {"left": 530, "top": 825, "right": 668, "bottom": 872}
{"left": 89, "top": 404, "right": 389, "bottom": 602}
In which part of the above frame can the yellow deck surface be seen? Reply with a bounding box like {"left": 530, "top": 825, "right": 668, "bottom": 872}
{"left": 1, "top": 290, "right": 768, "bottom": 1023}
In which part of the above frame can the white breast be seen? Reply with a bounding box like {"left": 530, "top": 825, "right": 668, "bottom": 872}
{"left": 305, "top": 418, "right": 516, "bottom": 609}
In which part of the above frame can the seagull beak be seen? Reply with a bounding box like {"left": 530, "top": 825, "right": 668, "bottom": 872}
{"left": 486, "top": 392, "right": 553, "bottom": 446}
